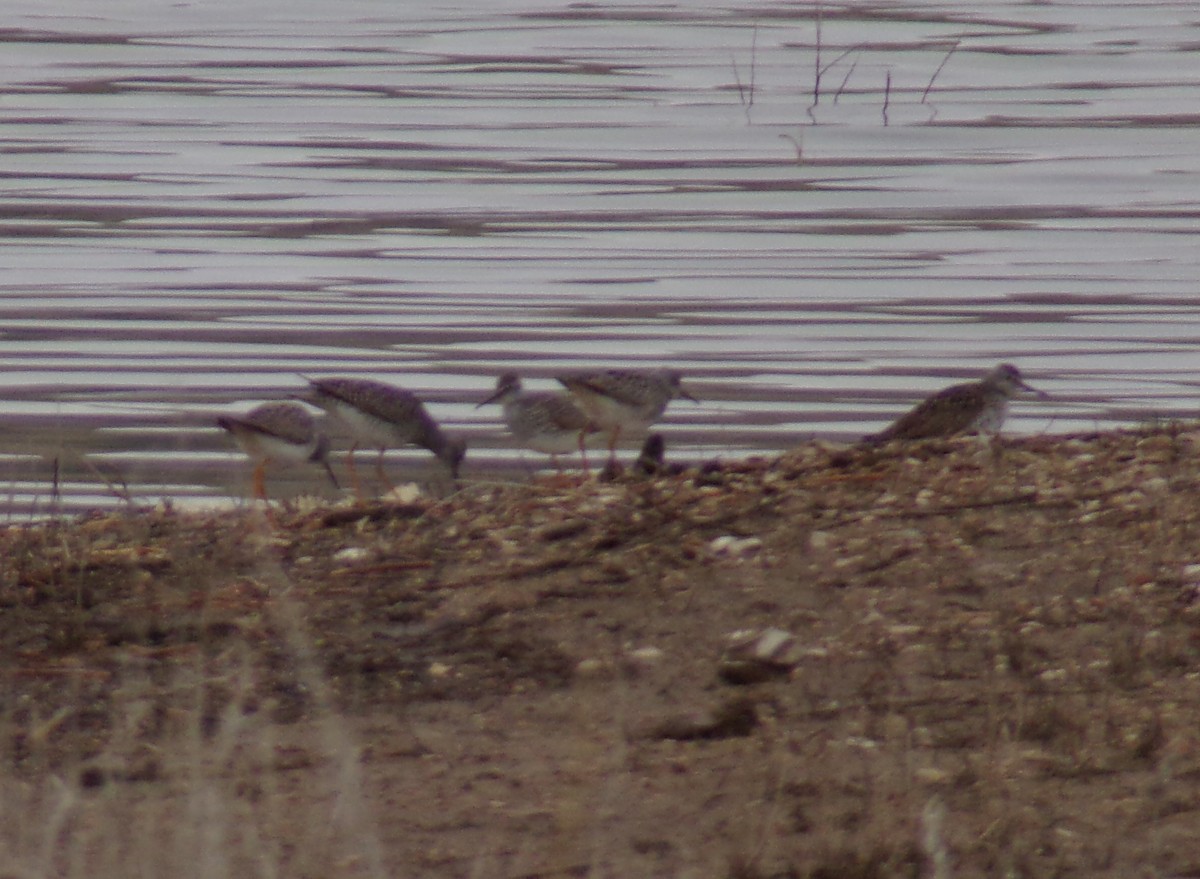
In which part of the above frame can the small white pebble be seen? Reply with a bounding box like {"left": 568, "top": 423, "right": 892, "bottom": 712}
{"left": 383, "top": 483, "right": 425, "bottom": 504}
{"left": 915, "top": 767, "right": 953, "bottom": 785}
{"left": 626, "top": 646, "right": 665, "bottom": 665}
{"left": 332, "top": 546, "right": 372, "bottom": 564}
{"left": 574, "top": 658, "right": 608, "bottom": 678}
{"left": 753, "top": 628, "right": 795, "bottom": 658}
{"left": 731, "top": 537, "right": 762, "bottom": 557}
{"left": 709, "top": 535, "right": 736, "bottom": 554}
{"left": 709, "top": 535, "right": 762, "bottom": 558}
{"left": 844, "top": 737, "right": 879, "bottom": 751}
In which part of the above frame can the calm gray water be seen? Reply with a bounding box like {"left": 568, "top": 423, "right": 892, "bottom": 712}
{"left": 2, "top": 0, "right": 1199, "bottom": 515}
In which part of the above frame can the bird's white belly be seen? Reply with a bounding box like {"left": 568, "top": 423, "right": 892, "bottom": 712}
{"left": 236, "top": 432, "right": 315, "bottom": 464}
{"left": 522, "top": 429, "right": 582, "bottom": 455}
{"left": 328, "top": 401, "right": 399, "bottom": 447}
{"left": 970, "top": 399, "right": 1008, "bottom": 435}
{"left": 577, "top": 392, "right": 651, "bottom": 433}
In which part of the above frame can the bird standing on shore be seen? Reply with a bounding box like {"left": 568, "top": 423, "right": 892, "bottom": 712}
{"left": 478, "top": 372, "right": 599, "bottom": 473}
{"left": 304, "top": 377, "right": 465, "bottom": 494}
{"left": 866, "top": 363, "right": 1046, "bottom": 444}
{"left": 556, "top": 368, "right": 697, "bottom": 467}
{"left": 217, "top": 401, "right": 338, "bottom": 501}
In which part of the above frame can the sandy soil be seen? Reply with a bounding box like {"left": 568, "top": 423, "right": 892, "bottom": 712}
{"left": 3, "top": 427, "right": 1200, "bottom": 878}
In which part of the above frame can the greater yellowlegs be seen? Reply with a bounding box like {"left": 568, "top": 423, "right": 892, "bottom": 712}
{"left": 478, "top": 372, "right": 598, "bottom": 473}
{"left": 867, "top": 363, "right": 1046, "bottom": 443}
{"left": 304, "top": 377, "right": 465, "bottom": 493}
{"left": 217, "top": 401, "right": 338, "bottom": 501}
{"left": 556, "top": 368, "right": 697, "bottom": 467}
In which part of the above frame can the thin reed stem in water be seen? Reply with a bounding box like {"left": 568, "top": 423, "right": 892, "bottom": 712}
{"left": 922, "top": 40, "right": 959, "bottom": 103}
{"left": 882, "top": 69, "right": 892, "bottom": 125}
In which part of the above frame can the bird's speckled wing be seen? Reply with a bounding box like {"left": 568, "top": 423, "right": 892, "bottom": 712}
{"left": 873, "top": 382, "right": 985, "bottom": 441}
{"left": 309, "top": 378, "right": 431, "bottom": 426}
{"left": 222, "top": 402, "right": 316, "bottom": 445}
{"left": 520, "top": 392, "right": 595, "bottom": 432}
{"left": 558, "top": 371, "right": 659, "bottom": 408}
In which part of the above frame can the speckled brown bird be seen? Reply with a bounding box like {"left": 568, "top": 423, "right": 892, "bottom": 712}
{"left": 556, "top": 368, "right": 697, "bottom": 467}
{"left": 217, "top": 401, "right": 338, "bottom": 501}
{"left": 305, "top": 377, "right": 465, "bottom": 493}
{"left": 478, "top": 372, "right": 599, "bottom": 473}
{"left": 867, "top": 363, "right": 1046, "bottom": 444}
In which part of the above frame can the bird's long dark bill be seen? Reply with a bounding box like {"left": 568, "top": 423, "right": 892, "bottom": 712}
{"left": 477, "top": 390, "right": 505, "bottom": 408}
{"left": 1020, "top": 380, "right": 1050, "bottom": 400}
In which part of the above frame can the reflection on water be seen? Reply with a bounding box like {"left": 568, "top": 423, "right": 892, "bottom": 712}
{"left": 2, "top": 0, "right": 1199, "bottom": 515}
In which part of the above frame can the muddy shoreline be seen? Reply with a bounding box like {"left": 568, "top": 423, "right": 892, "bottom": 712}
{"left": 2, "top": 427, "right": 1199, "bottom": 875}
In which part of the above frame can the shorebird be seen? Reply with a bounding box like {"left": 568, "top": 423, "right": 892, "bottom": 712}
{"left": 556, "top": 368, "right": 697, "bottom": 466}
{"left": 217, "top": 401, "right": 338, "bottom": 501}
{"left": 866, "top": 363, "right": 1047, "bottom": 444}
{"left": 478, "top": 372, "right": 599, "bottom": 473}
{"left": 304, "top": 377, "right": 465, "bottom": 493}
